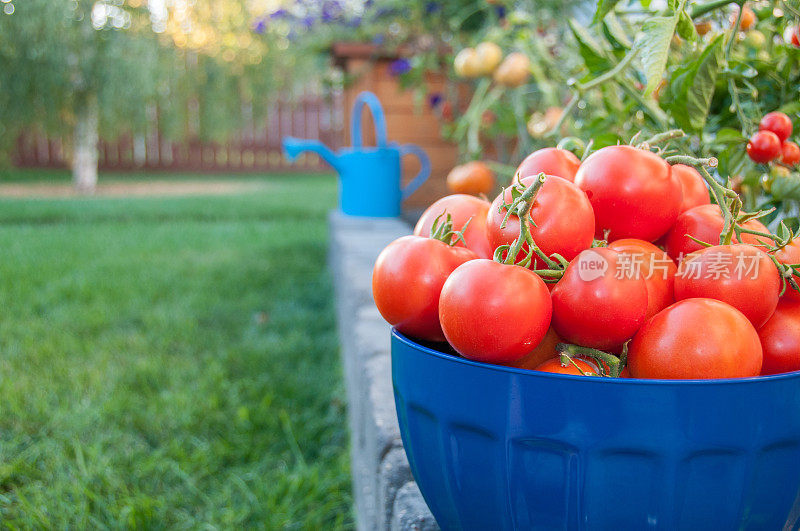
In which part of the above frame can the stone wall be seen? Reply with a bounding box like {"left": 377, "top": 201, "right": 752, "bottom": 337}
{"left": 328, "top": 211, "right": 438, "bottom": 531}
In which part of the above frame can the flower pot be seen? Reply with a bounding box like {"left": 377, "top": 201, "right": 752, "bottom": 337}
{"left": 391, "top": 329, "right": 800, "bottom": 530}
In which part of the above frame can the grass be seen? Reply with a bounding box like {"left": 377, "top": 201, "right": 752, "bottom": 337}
{"left": 0, "top": 173, "right": 354, "bottom": 528}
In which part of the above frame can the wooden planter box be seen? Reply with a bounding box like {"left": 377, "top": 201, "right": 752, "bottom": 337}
{"left": 332, "top": 42, "right": 459, "bottom": 211}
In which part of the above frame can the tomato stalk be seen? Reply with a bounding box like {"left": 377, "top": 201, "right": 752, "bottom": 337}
{"left": 556, "top": 343, "right": 626, "bottom": 378}
{"left": 493, "top": 173, "right": 567, "bottom": 279}
{"left": 429, "top": 212, "right": 472, "bottom": 247}
{"left": 638, "top": 129, "right": 685, "bottom": 149}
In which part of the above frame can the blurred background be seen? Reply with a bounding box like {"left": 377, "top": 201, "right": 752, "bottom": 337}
{"left": 1, "top": 0, "right": 799, "bottom": 527}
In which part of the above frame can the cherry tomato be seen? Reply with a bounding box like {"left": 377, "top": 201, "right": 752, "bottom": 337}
{"left": 629, "top": 298, "right": 762, "bottom": 379}
{"left": 694, "top": 20, "right": 712, "bottom": 36}
{"left": 608, "top": 238, "right": 677, "bottom": 320}
{"left": 503, "top": 327, "right": 560, "bottom": 370}
{"left": 534, "top": 357, "right": 600, "bottom": 376}
{"left": 760, "top": 112, "right": 793, "bottom": 143}
{"left": 493, "top": 52, "right": 530, "bottom": 87}
{"left": 664, "top": 204, "right": 769, "bottom": 260}
{"left": 551, "top": 247, "right": 649, "bottom": 351}
{"left": 672, "top": 164, "right": 710, "bottom": 213}
{"left": 758, "top": 299, "right": 800, "bottom": 375}
{"left": 454, "top": 48, "right": 482, "bottom": 78}
{"left": 439, "top": 259, "right": 552, "bottom": 363}
{"left": 373, "top": 236, "right": 478, "bottom": 342}
{"left": 487, "top": 175, "right": 595, "bottom": 266}
{"left": 674, "top": 244, "right": 780, "bottom": 328}
{"left": 446, "top": 161, "right": 495, "bottom": 196}
{"left": 574, "top": 145, "right": 682, "bottom": 241}
{"left": 747, "top": 130, "right": 782, "bottom": 163}
{"left": 515, "top": 147, "right": 581, "bottom": 183}
{"left": 474, "top": 41, "right": 503, "bottom": 75}
{"left": 414, "top": 195, "right": 494, "bottom": 259}
{"left": 781, "top": 141, "right": 800, "bottom": 166}
{"left": 774, "top": 240, "right": 800, "bottom": 303}
{"left": 792, "top": 25, "right": 800, "bottom": 47}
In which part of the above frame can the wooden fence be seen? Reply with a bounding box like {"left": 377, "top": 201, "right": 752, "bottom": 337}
{"left": 13, "top": 94, "right": 344, "bottom": 174}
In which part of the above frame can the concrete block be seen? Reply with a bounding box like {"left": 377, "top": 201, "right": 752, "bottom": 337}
{"left": 391, "top": 482, "right": 439, "bottom": 531}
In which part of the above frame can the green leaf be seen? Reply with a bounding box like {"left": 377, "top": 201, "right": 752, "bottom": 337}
{"left": 635, "top": 16, "right": 680, "bottom": 95}
{"left": 676, "top": 9, "right": 698, "bottom": 41}
{"left": 602, "top": 13, "right": 633, "bottom": 49}
{"left": 667, "top": 34, "right": 724, "bottom": 132}
{"left": 592, "top": 0, "right": 621, "bottom": 25}
{"left": 569, "top": 18, "right": 611, "bottom": 74}
{"left": 714, "top": 127, "right": 747, "bottom": 144}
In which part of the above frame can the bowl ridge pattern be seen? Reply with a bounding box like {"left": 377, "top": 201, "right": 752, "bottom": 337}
{"left": 391, "top": 331, "right": 800, "bottom": 530}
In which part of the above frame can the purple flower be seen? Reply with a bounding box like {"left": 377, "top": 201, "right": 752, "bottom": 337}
{"left": 252, "top": 18, "right": 267, "bottom": 34}
{"left": 346, "top": 16, "right": 362, "bottom": 28}
{"left": 389, "top": 58, "right": 412, "bottom": 77}
{"left": 372, "top": 34, "right": 385, "bottom": 45}
{"left": 428, "top": 92, "right": 443, "bottom": 108}
{"left": 301, "top": 16, "right": 315, "bottom": 29}
{"left": 270, "top": 8, "right": 288, "bottom": 19}
{"left": 322, "top": 0, "right": 343, "bottom": 22}
{"left": 494, "top": 5, "right": 507, "bottom": 19}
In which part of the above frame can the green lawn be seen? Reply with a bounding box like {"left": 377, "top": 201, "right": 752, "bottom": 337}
{"left": 0, "top": 174, "right": 353, "bottom": 528}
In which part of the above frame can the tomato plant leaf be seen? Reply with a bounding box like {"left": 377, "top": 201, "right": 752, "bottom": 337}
{"left": 569, "top": 19, "right": 611, "bottom": 73}
{"left": 592, "top": 0, "right": 621, "bottom": 25}
{"left": 602, "top": 13, "right": 633, "bottom": 49}
{"left": 666, "top": 34, "right": 723, "bottom": 132}
{"left": 676, "top": 9, "right": 698, "bottom": 41}
{"left": 635, "top": 16, "right": 679, "bottom": 95}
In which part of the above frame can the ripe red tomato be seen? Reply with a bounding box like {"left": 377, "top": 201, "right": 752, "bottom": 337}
{"left": 574, "top": 145, "right": 681, "bottom": 241}
{"left": 534, "top": 356, "right": 600, "bottom": 376}
{"left": 628, "top": 298, "right": 762, "bottom": 379}
{"left": 664, "top": 204, "right": 769, "bottom": 260}
{"left": 414, "top": 194, "right": 493, "bottom": 259}
{"left": 747, "top": 130, "right": 782, "bottom": 163}
{"left": 487, "top": 175, "right": 595, "bottom": 266}
{"left": 760, "top": 112, "right": 793, "bottom": 143}
{"left": 774, "top": 241, "right": 800, "bottom": 302}
{"left": 792, "top": 25, "right": 800, "bottom": 47}
{"left": 781, "top": 141, "right": 800, "bottom": 166}
{"left": 551, "top": 247, "right": 649, "bottom": 350}
{"left": 758, "top": 299, "right": 800, "bottom": 375}
{"left": 439, "top": 259, "right": 552, "bottom": 363}
{"left": 672, "top": 164, "right": 710, "bottom": 213}
{"left": 674, "top": 244, "right": 780, "bottom": 328}
{"left": 373, "top": 236, "right": 478, "bottom": 342}
{"left": 608, "top": 238, "right": 677, "bottom": 320}
{"left": 515, "top": 147, "right": 581, "bottom": 183}
{"left": 504, "top": 327, "right": 560, "bottom": 370}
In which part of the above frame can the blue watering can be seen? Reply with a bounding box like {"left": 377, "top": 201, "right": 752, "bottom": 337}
{"left": 283, "top": 92, "right": 430, "bottom": 217}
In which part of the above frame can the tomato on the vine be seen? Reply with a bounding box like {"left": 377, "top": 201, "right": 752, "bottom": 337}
{"left": 439, "top": 259, "right": 552, "bottom": 363}
{"left": 373, "top": 236, "right": 478, "bottom": 342}
{"left": 534, "top": 356, "right": 600, "bottom": 376}
{"left": 758, "top": 299, "right": 800, "bottom": 375}
{"left": 781, "top": 141, "right": 800, "bottom": 166}
{"left": 487, "top": 175, "right": 595, "bottom": 266}
{"left": 674, "top": 244, "right": 780, "bottom": 328}
{"left": 773, "top": 240, "right": 800, "bottom": 302}
{"left": 515, "top": 147, "right": 581, "bottom": 183}
{"left": 608, "top": 238, "right": 677, "bottom": 320}
{"left": 760, "top": 112, "right": 793, "bottom": 143}
{"left": 574, "top": 145, "right": 682, "bottom": 241}
{"left": 551, "top": 247, "right": 649, "bottom": 351}
{"left": 672, "top": 164, "right": 710, "bottom": 213}
{"left": 748, "top": 131, "right": 782, "bottom": 163}
{"left": 503, "top": 327, "right": 560, "bottom": 370}
{"left": 628, "top": 298, "right": 762, "bottom": 379}
{"left": 414, "top": 194, "right": 494, "bottom": 259}
{"left": 446, "top": 161, "right": 495, "bottom": 196}
{"left": 664, "top": 204, "right": 769, "bottom": 260}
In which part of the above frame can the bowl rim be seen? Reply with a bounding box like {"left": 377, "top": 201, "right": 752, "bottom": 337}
{"left": 392, "top": 329, "right": 800, "bottom": 386}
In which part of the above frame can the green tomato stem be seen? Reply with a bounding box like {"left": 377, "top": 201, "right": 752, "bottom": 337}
{"left": 556, "top": 343, "right": 624, "bottom": 378}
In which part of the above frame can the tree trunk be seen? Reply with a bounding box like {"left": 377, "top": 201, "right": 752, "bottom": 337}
{"left": 72, "top": 95, "right": 99, "bottom": 193}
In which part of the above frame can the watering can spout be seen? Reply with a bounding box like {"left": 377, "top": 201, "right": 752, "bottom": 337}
{"left": 282, "top": 137, "right": 340, "bottom": 170}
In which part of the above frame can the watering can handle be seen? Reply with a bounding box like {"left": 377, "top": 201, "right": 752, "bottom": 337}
{"left": 398, "top": 144, "right": 431, "bottom": 201}
{"left": 351, "top": 92, "right": 388, "bottom": 149}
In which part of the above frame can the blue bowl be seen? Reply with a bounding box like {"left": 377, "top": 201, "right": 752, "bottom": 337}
{"left": 391, "top": 330, "right": 800, "bottom": 530}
